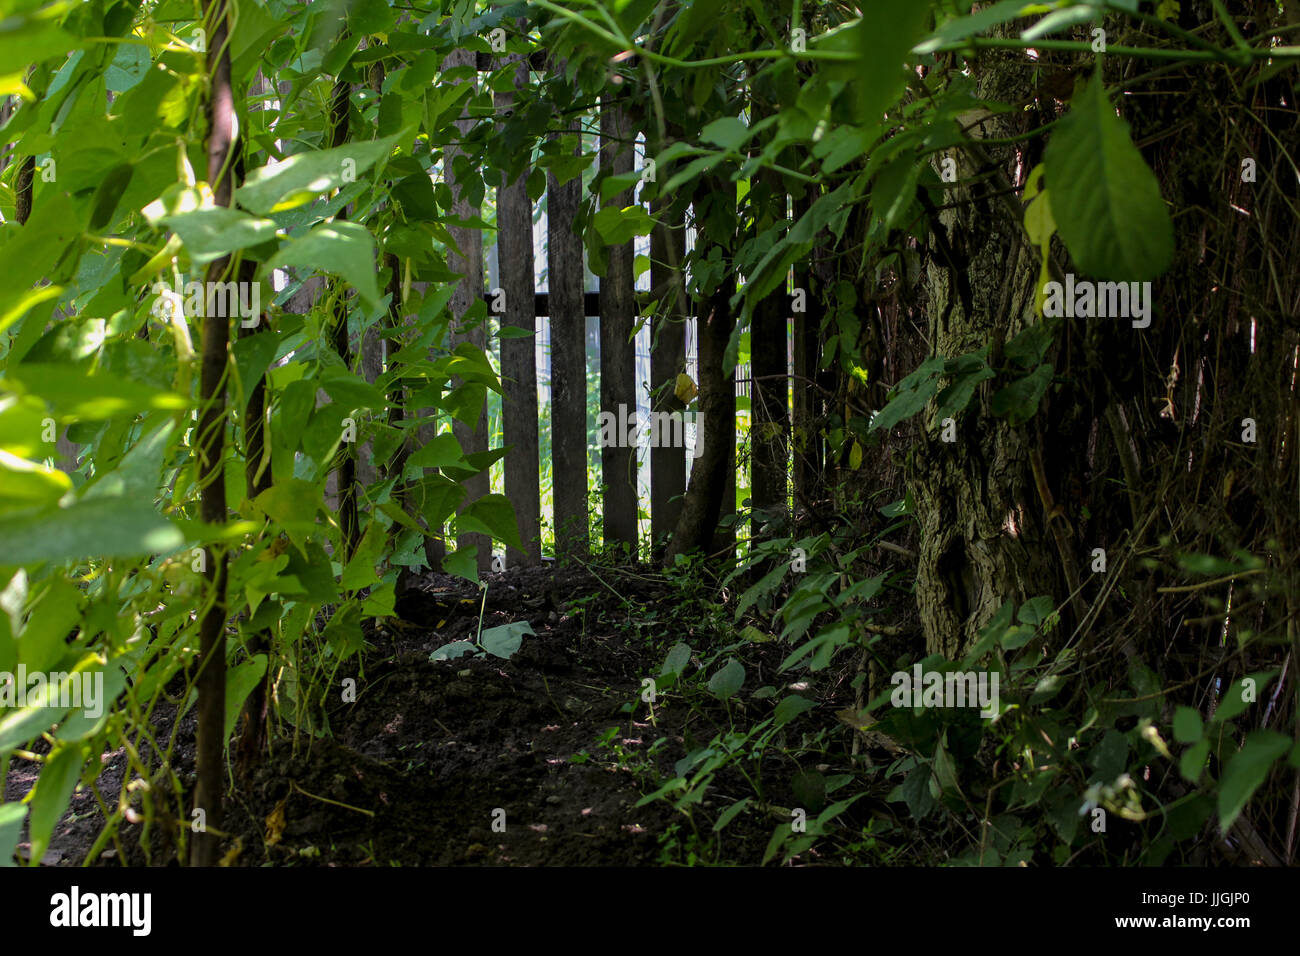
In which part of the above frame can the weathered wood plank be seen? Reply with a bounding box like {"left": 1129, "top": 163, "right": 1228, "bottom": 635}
{"left": 496, "top": 53, "right": 541, "bottom": 566}
{"left": 598, "top": 96, "right": 638, "bottom": 553}
{"left": 546, "top": 109, "right": 590, "bottom": 559}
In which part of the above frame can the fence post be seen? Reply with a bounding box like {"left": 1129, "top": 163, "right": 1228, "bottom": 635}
{"left": 547, "top": 107, "right": 590, "bottom": 559}
{"left": 598, "top": 94, "right": 638, "bottom": 553}
{"left": 442, "top": 46, "right": 491, "bottom": 573}
{"left": 495, "top": 48, "right": 541, "bottom": 566}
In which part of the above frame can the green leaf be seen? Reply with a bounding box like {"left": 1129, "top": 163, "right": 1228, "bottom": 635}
{"left": 407, "top": 432, "right": 465, "bottom": 470}
{"left": 26, "top": 741, "right": 87, "bottom": 867}
{"left": 871, "top": 155, "right": 922, "bottom": 231}
{"left": 774, "top": 694, "right": 817, "bottom": 727}
{"left": 223, "top": 655, "right": 267, "bottom": 742}
{"left": 431, "top": 640, "right": 477, "bottom": 661}
{"left": 479, "top": 621, "right": 534, "bottom": 659}
{"left": 0, "top": 802, "right": 26, "bottom": 867}
{"left": 854, "top": 0, "right": 933, "bottom": 126}
{"left": 456, "top": 494, "right": 524, "bottom": 551}
{"left": 266, "top": 221, "right": 382, "bottom": 311}
{"left": 322, "top": 602, "right": 365, "bottom": 660}
{"left": 236, "top": 133, "right": 402, "bottom": 214}
{"left": 1218, "top": 731, "right": 1292, "bottom": 833}
{"left": 700, "top": 116, "right": 751, "bottom": 151}
{"left": 1179, "top": 737, "right": 1210, "bottom": 783}
{"left": 2, "top": 364, "right": 188, "bottom": 420}
{"left": 443, "top": 546, "right": 478, "bottom": 584}
{"left": 1043, "top": 73, "right": 1174, "bottom": 280}
{"left": 661, "top": 641, "right": 692, "bottom": 677}
{"left": 914, "top": 0, "right": 1038, "bottom": 54}
{"left": 1213, "top": 671, "right": 1276, "bottom": 723}
{"left": 708, "top": 658, "right": 745, "bottom": 699}
{"left": 0, "top": 450, "right": 70, "bottom": 511}
{"left": 0, "top": 497, "right": 186, "bottom": 564}
{"left": 1017, "top": 595, "right": 1056, "bottom": 629}
{"left": 160, "top": 207, "right": 278, "bottom": 265}
{"left": 1173, "top": 706, "right": 1203, "bottom": 744}
{"left": 592, "top": 205, "right": 654, "bottom": 246}
{"left": 253, "top": 479, "right": 319, "bottom": 531}
{"left": 990, "top": 363, "right": 1052, "bottom": 425}
{"left": 869, "top": 356, "right": 944, "bottom": 432}
{"left": 712, "top": 796, "right": 750, "bottom": 832}
{"left": 411, "top": 475, "right": 467, "bottom": 530}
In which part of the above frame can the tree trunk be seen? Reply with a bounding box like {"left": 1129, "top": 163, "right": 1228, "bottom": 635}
{"left": 909, "top": 50, "right": 1056, "bottom": 659}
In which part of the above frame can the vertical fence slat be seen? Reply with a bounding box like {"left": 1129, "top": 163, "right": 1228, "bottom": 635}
{"left": 443, "top": 47, "right": 491, "bottom": 573}
{"left": 496, "top": 52, "right": 541, "bottom": 566}
{"left": 650, "top": 195, "right": 687, "bottom": 551}
{"left": 547, "top": 110, "right": 590, "bottom": 559}
{"left": 598, "top": 95, "right": 638, "bottom": 551}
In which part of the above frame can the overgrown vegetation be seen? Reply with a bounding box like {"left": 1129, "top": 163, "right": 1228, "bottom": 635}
{"left": 1, "top": 0, "right": 1298, "bottom": 867}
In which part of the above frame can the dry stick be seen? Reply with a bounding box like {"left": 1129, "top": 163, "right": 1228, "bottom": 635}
{"left": 191, "top": 0, "right": 235, "bottom": 868}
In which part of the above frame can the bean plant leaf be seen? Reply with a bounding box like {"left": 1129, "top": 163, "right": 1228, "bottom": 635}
{"left": 1044, "top": 73, "right": 1174, "bottom": 280}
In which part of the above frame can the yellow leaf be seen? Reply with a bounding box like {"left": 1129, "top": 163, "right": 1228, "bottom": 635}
{"left": 265, "top": 797, "right": 287, "bottom": 847}
{"left": 218, "top": 836, "right": 243, "bottom": 866}
{"left": 849, "top": 440, "right": 863, "bottom": 470}
{"left": 674, "top": 373, "right": 698, "bottom": 404}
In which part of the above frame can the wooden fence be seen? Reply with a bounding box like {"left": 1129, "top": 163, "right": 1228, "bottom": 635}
{"left": 418, "top": 57, "right": 820, "bottom": 571}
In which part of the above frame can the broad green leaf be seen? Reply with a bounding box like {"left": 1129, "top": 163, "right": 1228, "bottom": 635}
{"left": 26, "top": 741, "right": 87, "bottom": 867}
{"left": 456, "top": 494, "right": 524, "bottom": 551}
{"left": 266, "top": 221, "right": 381, "bottom": 310}
{"left": 0, "top": 449, "right": 70, "bottom": 511}
{"left": 1044, "top": 73, "right": 1173, "bottom": 280}
{"left": 661, "top": 641, "right": 692, "bottom": 677}
{"left": 774, "top": 694, "right": 817, "bottom": 727}
{"left": 431, "top": 640, "right": 477, "bottom": 661}
{"left": 1173, "top": 706, "right": 1203, "bottom": 744}
{"left": 223, "top": 654, "right": 267, "bottom": 742}
{"left": 479, "top": 621, "right": 534, "bottom": 659}
{"left": 914, "top": 1, "right": 1037, "bottom": 54}
{"left": 708, "top": 658, "right": 745, "bottom": 699}
{"left": 712, "top": 796, "right": 750, "bottom": 832}
{"left": 1213, "top": 671, "right": 1276, "bottom": 723}
{"left": 322, "top": 602, "right": 365, "bottom": 660}
{"left": 700, "top": 116, "right": 751, "bottom": 151}
{"left": 0, "top": 497, "right": 186, "bottom": 565}
{"left": 869, "top": 356, "right": 944, "bottom": 432}
{"left": 990, "top": 363, "right": 1052, "bottom": 424}
{"left": 412, "top": 475, "right": 467, "bottom": 529}
{"left": 1180, "top": 737, "right": 1211, "bottom": 783}
{"left": 253, "top": 479, "right": 320, "bottom": 530}
{"left": 0, "top": 802, "right": 26, "bottom": 867}
{"left": 160, "top": 207, "right": 278, "bottom": 265}
{"left": 407, "top": 432, "right": 465, "bottom": 470}
{"left": 592, "top": 205, "right": 654, "bottom": 246}
{"left": 854, "top": 0, "right": 933, "bottom": 125}
{"left": 236, "top": 133, "right": 402, "bottom": 214}
{"left": 2, "top": 365, "right": 188, "bottom": 420}
{"left": 1218, "top": 731, "right": 1291, "bottom": 832}
{"left": 443, "top": 546, "right": 478, "bottom": 584}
